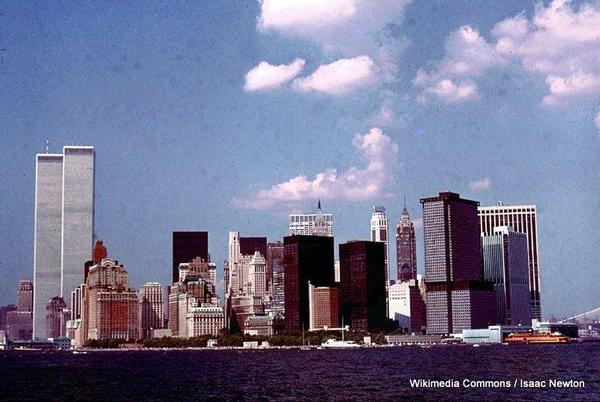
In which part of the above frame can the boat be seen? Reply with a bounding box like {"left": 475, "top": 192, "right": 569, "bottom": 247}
{"left": 321, "top": 338, "right": 361, "bottom": 348}
{"left": 505, "top": 332, "right": 574, "bottom": 344}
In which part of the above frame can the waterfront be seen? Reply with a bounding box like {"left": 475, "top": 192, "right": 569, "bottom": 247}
{"left": 1, "top": 343, "right": 598, "bottom": 401}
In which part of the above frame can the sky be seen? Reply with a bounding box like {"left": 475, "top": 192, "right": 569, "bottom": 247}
{"left": 1, "top": 0, "right": 599, "bottom": 319}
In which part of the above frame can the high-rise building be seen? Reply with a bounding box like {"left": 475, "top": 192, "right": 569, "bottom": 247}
{"left": 421, "top": 192, "right": 497, "bottom": 335}
{"left": 45, "top": 296, "right": 68, "bottom": 339}
{"left": 172, "top": 231, "right": 208, "bottom": 283}
{"left": 84, "top": 249, "right": 138, "bottom": 341}
{"left": 289, "top": 201, "right": 333, "bottom": 237}
{"left": 186, "top": 306, "right": 224, "bottom": 337}
{"left": 284, "top": 235, "right": 335, "bottom": 331}
{"left": 267, "top": 242, "right": 285, "bottom": 316}
{"left": 17, "top": 280, "right": 33, "bottom": 312}
{"left": 239, "top": 237, "right": 267, "bottom": 260}
{"left": 370, "top": 206, "right": 389, "bottom": 285}
{"left": 248, "top": 251, "right": 267, "bottom": 299}
{"left": 0, "top": 305, "right": 17, "bottom": 332}
{"left": 482, "top": 226, "right": 531, "bottom": 326}
{"left": 308, "top": 283, "right": 340, "bottom": 330}
{"left": 396, "top": 204, "right": 417, "bottom": 282}
{"left": 139, "top": 282, "right": 164, "bottom": 339}
{"left": 388, "top": 280, "right": 425, "bottom": 334}
{"left": 478, "top": 203, "right": 541, "bottom": 320}
{"left": 33, "top": 146, "right": 95, "bottom": 340}
{"left": 339, "top": 241, "right": 387, "bottom": 332}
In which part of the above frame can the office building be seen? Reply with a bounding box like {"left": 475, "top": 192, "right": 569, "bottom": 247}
{"left": 249, "top": 251, "right": 267, "bottom": 298}
{"left": 478, "top": 203, "right": 541, "bottom": 320}
{"left": 308, "top": 283, "right": 340, "bottom": 330}
{"left": 230, "top": 295, "right": 265, "bottom": 332}
{"left": 5, "top": 311, "right": 33, "bottom": 341}
{"left": 186, "top": 306, "right": 224, "bottom": 337}
{"left": 267, "top": 242, "right": 285, "bottom": 316}
{"left": 17, "top": 280, "right": 34, "bottom": 312}
{"left": 139, "top": 282, "right": 164, "bottom": 339}
{"left": 0, "top": 305, "right": 17, "bottom": 331}
{"left": 370, "top": 206, "right": 389, "bottom": 285}
{"left": 421, "top": 192, "right": 497, "bottom": 335}
{"left": 284, "top": 235, "right": 335, "bottom": 331}
{"left": 388, "top": 280, "right": 425, "bottom": 334}
{"left": 339, "top": 241, "right": 387, "bottom": 332}
{"left": 396, "top": 204, "right": 417, "bottom": 282}
{"left": 244, "top": 314, "right": 284, "bottom": 336}
{"left": 289, "top": 200, "right": 333, "bottom": 236}
{"left": 482, "top": 226, "right": 531, "bottom": 326}
{"left": 172, "top": 231, "right": 208, "bottom": 283}
{"left": 239, "top": 237, "right": 267, "bottom": 260}
{"left": 46, "top": 296, "right": 68, "bottom": 339}
{"left": 84, "top": 251, "right": 138, "bottom": 341}
{"left": 33, "top": 146, "right": 95, "bottom": 340}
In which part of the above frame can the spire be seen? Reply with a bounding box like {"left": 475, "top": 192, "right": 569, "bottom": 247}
{"left": 402, "top": 195, "right": 409, "bottom": 216}
{"left": 317, "top": 199, "right": 321, "bottom": 211}
{"left": 45, "top": 139, "right": 49, "bottom": 154}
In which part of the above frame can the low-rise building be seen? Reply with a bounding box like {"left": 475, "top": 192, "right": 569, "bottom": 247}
{"left": 186, "top": 306, "right": 224, "bottom": 337}
{"left": 244, "top": 314, "right": 283, "bottom": 336}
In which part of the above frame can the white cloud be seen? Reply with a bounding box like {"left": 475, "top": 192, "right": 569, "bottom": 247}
{"left": 412, "top": 217, "right": 423, "bottom": 229}
{"left": 257, "top": 0, "right": 410, "bottom": 56}
{"left": 415, "top": 0, "right": 600, "bottom": 111}
{"left": 293, "top": 56, "right": 376, "bottom": 96}
{"left": 233, "top": 127, "right": 399, "bottom": 209}
{"left": 469, "top": 177, "right": 492, "bottom": 191}
{"left": 595, "top": 107, "right": 600, "bottom": 132}
{"left": 421, "top": 79, "right": 478, "bottom": 103}
{"left": 370, "top": 89, "right": 409, "bottom": 128}
{"left": 244, "top": 59, "right": 305, "bottom": 91}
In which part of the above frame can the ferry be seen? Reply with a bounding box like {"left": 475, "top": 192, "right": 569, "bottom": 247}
{"left": 505, "top": 332, "right": 573, "bottom": 344}
{"left": 321, "top": 338, "right": 361, "bottom": 349}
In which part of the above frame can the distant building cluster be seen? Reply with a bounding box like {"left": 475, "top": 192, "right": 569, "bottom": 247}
{"left": 0, "top": 145, "right": 552, "bottom": 349}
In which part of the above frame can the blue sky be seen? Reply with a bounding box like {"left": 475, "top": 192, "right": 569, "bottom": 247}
{"left": 1, "top": 0, "right": 599, "bottom": 319}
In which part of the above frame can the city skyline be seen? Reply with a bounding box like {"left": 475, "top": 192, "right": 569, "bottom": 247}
{"left": 1, "top": 1, "right": 599, "bottom": 320}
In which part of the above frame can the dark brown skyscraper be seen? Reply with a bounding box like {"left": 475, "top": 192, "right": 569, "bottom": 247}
{"left": 283, "top": 235, "right": 335, "bottom": 331}
{"left": 421, "top": 192, "right": 496, "bottom": 335}
{"left": 339, "top": 241, "right": 387, "bottom": 332}
{"left": 172, "top": 232, "right": 208, "bottom": 283}
{"left": 239, "top": 237, "right": 267, "bottom": 259}
{"left": 396, "top": 203, "right": 417, "bottom": 282}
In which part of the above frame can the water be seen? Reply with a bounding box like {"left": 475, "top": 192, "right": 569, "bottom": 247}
{"left": 1, "top": 343, "right": 598, "bottom": 401}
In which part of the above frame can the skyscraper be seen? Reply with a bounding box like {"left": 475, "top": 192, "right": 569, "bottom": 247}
{"left": 370, "top": 206, "right": 389, "bottom": 285}
{"left": 388, "top": 280, "right": 425, "bottom": 334}
{"left": 339, "top": 241, "right": 387, "bottom": 332}
{"left": 396, "top": 204, "right": 417, "bottom": 282}
{"left": 267, "top": 241, "right": 285, "bottom": 317}
{"left": 45, "top": 296, "right": 68, "bottom": 339}
{"left": 421, "top": 192, "right": 496, "bottom": 335}
{"left": 172, "top": 232, "right": 208, "bottom": 283}
{"left": 289, "top": 201, "right": 333, "bottom": 236}
{"left": 239, "top": 237, "right": 267, "bottom": 259}
{"left": 283, "top": 235, "right": 335, "bottom": 331}
{"left": 482, "top": 226, "right": 531, "bottom": 326}
{"left": 248, "top": 251, "right": 267, "bottom": 299}
{"left": 478, "top": 203, "right": 541, "bottom": 320}
{"left": 17, "top": 280, "right": 33, "bottom": 312}
{"left": 308, "top": 283, "right": 340, "bottom": 330}
{"left": 33, "top": 146, "right": 95, "bottom": 340}
{"left": 139, "top": 282, "right": 164, "bottom": 339}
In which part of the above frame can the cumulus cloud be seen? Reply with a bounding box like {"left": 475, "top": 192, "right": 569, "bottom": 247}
{"left": 415, "top": 0, "right": 600, "bottom": 110}
{"left": 244, "top": 59, "right": 305, "bottom": 91}
{"left": 257, "top": 0, "right": 410, "bottom": 56}
{"left": 233, "top": 127, "right": 399, "bottom": 209}
{"left": 469, "top": 177, "right": 492, "bottom": 191}
{"left": 419, "top": 79, "right": 478, "bottom": 104}
{"left": 293, "top": 56, "right": 376, "bottom": 96}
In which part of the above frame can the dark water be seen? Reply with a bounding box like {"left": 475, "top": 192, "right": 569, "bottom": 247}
{"left": 1, "top": 343, "right": 598, "bottom": 401}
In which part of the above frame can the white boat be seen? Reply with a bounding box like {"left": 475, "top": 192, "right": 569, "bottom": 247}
{"left": 321, "top": 338, "right": 361, "bottom": 348}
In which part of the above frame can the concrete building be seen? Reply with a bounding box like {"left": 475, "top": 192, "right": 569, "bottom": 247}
{"left": 388, "top": 280, "right": 425, "bottom": 334}
{"left": 84, "top": 254, "right": 138, "bottom": 341}
{"left": 249, "top": 251, "right": 267, "bottom": 298}
{"left": 370, "top": 206, "right": 390, "bottom": 285}
{"left": 5, "top": 311, "right": 33, "bottom": 341}
{"left": 267, "top": 242, "right": 285, "bottom": 317}
{"left": 339, "top": 241, "right": 387, "bottom": 332}
{"left": 421, "top": 192, "right": 497, "bottom": 335}
{"left": 0, "top": 305, "right": 17, "bottom": 332}
{"left": 244, "top": 314, "right": 284, "bottom": 336}
{"left": 478, "top": 203, "right": 542, "bottom": 320}
{"left": 396, "top": 204, "right": 417, "bottom": 282}
{"left": 33, "top": 146, "right": 95, "bottom": 340}
{"left": 482, "top": 226, "right": 531, "bottom": 326}
{"left": 186, "top": 306, "right": 225, "bottom": 337}
{"left": 172, "top": 231, "right": 208, "bottom": 283}
{"left": 308, "top": 283, "right": 340, "bottom": 330}
{"left": 17, "top": 280, "right": 34, "bottom": 312}
{"left": 289, "top": 201, "right": 333, "bottom": 237}
{"left": 139, "top": 282, "right": 164, "bottom": 339}
{"left": 45, "top": 296, "right": 68, "bottom": 339}
{"left": 230, "top": 295, "right": 265, "bottom": 332}
{"left": 284, "top": 235, "right": 335, "bottom": 331}
{"left": 462, "top": 325, "right": 533, "bottom": 344}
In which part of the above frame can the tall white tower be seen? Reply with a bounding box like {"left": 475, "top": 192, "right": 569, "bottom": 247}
{"left": 370, "top": 206, "right": 389, "bottom": 285}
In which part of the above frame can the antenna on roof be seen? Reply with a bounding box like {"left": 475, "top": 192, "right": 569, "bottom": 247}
{"left": 45, "top": 139, "right": 49, "bottom": 154}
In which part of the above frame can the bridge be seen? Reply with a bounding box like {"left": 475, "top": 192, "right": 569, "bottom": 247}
{"left": 560, "top": 307, "right": 600, "bottom": 324}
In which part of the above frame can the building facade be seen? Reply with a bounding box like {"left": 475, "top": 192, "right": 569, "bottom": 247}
{"left": 478, "top": 203, "right": 541, "bottom": 320}
{"left": 289, "top": 201, "right": 333, "bottom": 237}
{"left": 284, "top": 235, "right": 335, "bottom": 331}
{"left": 339, "top": 241, "right": 387, "bottom": 332}
{"left": 267, "top": 242, "right": 285, "bottom": 317}
{"left": 308, "top": 283, "right": 340, "bottom": 330}
{"left": 396, "top": 206, "right": 418, "bottom": 282}
{"left": 482, "top": 226, "right": 531, "bottom": 326}
{"left": 186, "top": 306, "right": 225, "bottom": 337}
{"left": 421, "top": 192, "right": 497, "bottom": 335}
{"left": 370, "top": 206, "right": 389, "bottom": 285}
{"left": 388, "top": 280, "right": 425, "bottom": 334}
{"left": 45, "top": 296, "right": 68, "bottom": 339}
{"left": 33, "top": 146, "right": 95, "bottom": 339}
{"left": 139, "top": 282, "right": 164, "bottom": 339}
